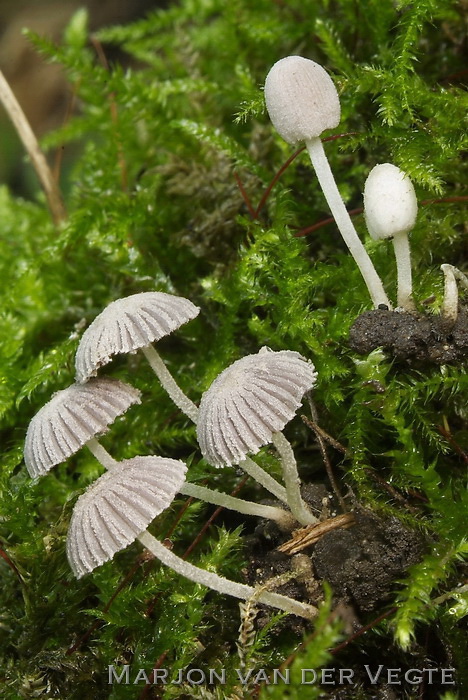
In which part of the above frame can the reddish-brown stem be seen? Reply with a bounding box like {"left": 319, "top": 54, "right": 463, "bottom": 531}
{"left": 295, "top": 195, "right": 468, "bottom": 238}
{"left": 330, "top": 606, "right": 398, "bottom": 654}
{"left": 235, "top": 133, "right": 359, "bottom": 221}
{"left": 234, "top": 171, "right": 257, "bottom": 218}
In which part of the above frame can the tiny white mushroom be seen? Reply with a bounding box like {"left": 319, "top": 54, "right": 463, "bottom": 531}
{"left": 440, "top": 264, "right": 468, "bottom": 328}
{"left": 75, "top": 292, "right": 200, "bottom": 422}
{"left": 67, "top": 456, "right": 317, "bottom": 619}
{"left": 24, "top": 377, "right": 141, "bottom": 478}
{"left": 24, "top": 380, "right": 291, "bottom": 526}
{"left": 197, "top": 347, "right": 318, "bottom": 526}
{"left": 264, "top": 55, "right": 391, "bottom": 310}
{"left": 364, "top": 163, "right": 418, "bottom": 311}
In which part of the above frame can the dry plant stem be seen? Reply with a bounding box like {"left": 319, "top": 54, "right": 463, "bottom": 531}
{"left": 305, "top": 400, "right": 348, "bottom": 513}
{"left": 305, "top": 137, "right": 391, "bottom": 309}
{"left": 181, "top": 482, "right": 293, "bottom": 527}
{"left": 392, "top": 231, "right": 416, "bottom": 310}
{"left": 278, "top": 513, "right": 356, "bottom": 555}
{"left": 137, "top": 530, "right": 317, "bottom": 619}
{"left": 0, "top": 69, "right": 66, "bottom": 226}
{"left": 271, "top": 432, "right": 317, "bottom": 525}
{"left": 142, "top": 344, "right": 288, "bottom": 503}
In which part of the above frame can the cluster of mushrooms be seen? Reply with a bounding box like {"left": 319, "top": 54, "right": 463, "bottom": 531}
{"left": 25, "top": 292, "right": 320, "bottom": 619}
{"left": 24, "top": 54, "right": 465, "bottom": 621}
{"left": 264, "top": 56, "right": 467, "bottom": 348}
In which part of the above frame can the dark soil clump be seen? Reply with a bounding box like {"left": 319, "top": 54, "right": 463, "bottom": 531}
{"left": 312, "top": 510, "right": 423, "bottom": 611}
{"left": 244, "top": 495, "right": 424, "bottom": 615}
{"left": 349, "top": 307, "right": 468, "bottom": 364}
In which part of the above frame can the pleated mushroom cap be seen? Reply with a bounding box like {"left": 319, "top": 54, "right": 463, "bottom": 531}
{"left": 24, "top": 378, "right": 141, "bottom": 479}
{"left": 75, "top": 292, "right": 200, "bottom": 383}
{"left": 264, "top": 55, "right": 340, "bottom": 145}
{"left": 197, "top": 348, "right": 317, "bottom": 467}
{"left": 66, "top": 456, "right": 187, "bottom": 578}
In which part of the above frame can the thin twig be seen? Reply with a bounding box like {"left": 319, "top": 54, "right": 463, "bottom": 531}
{"left": 277, "top": 513, "right": 356, "bottom": 555}
{"left": 0, "top": 69, "right": 66, "bottom": 226}
{"left": 303, "top": 400, "right": 348, "bottom": 512}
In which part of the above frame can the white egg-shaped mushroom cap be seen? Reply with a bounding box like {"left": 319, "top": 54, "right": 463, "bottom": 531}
{"left": 24, "top": 377, "right": 141, "bottom": 479}
{"left": 264, "top": 55, "right": 341, "bottom": 145}
{"left": 364, "top": 163, "right": 418, "bottom": 240}
{"left": 66, "top": 455, "right": 187, "bottom": 578}
{"left": 75, "top": 292, "right": 200, "bottom": 383}
{"left": 197, "top": 347, "right": 317, "bottom": 467}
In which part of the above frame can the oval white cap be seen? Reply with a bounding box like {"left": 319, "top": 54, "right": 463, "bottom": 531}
{"left": 364, "top": 163, "right": 418, "bottom": 240}
{"left": 197, "top": 347, "right": 317, "bottom": 467}
{"left": 264, "top": 55, "right": 340, "bottom": 144}
{"left": 66, "top": 455, "right": 187, "bottom": 578}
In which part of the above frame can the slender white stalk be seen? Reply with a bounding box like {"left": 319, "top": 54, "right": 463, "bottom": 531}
{"left": 142, "top": 344, "right": 199, "bottom": 422}
{"left": 305, "top": 137, "right": 391, "bottom": 309}
{"left": 137, "top": 530, "right": 317, "bottom": 619}
{"left": 142, "top": 343, "right": 288, "bottom": 503}
{"left": 86, "top": 438, "right": 118, "bottom": 471}
{"left": 271, "top": 432, "right": 317, "bottom": 526}
{"left": 441, "top": 264, "right": 459, "bottom": 327}
{"left": 451, "top": 266, "right": 468, "bottom": 290}
{"left": 80, "top": 442, "right": 312, "bottom": 616}
{"left": 240, "top": 456, "right": 288, "bottom": 504}
{"left": 392, "top": 231, "right": 416, "bottom": 311}
{"left": 181, "top": 482, "right": 294, "bottom": 528}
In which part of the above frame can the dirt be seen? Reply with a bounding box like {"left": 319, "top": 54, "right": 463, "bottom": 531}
{"left": 348, "top": 306, "right": 468, "bottom": 364}
{"left": 243, "top": 489, "right": 423, "bottom": 616}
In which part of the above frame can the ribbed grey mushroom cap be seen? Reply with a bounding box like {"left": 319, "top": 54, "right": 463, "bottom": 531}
{"left": 67, "top": 456, "right": 187, "bottom": 578}
{"left": 264, "top": 55, "right": 340, "bottom": 145}
{"left": 197, "top": 348, "right": 317, "bottom": 467}
{"left": 75, "top": 292, "right": 200, "bottom": 383}
{"left": 24, "top": 378, "right": 141, "bottom": 479}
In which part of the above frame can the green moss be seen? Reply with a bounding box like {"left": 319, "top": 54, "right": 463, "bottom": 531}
{"left": 0, "top": 0, "right": 466, "bottom": 697}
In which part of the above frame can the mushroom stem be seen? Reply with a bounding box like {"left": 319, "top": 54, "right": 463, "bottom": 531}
{"left": 142, "top": 344, "right": 289, "bottom": 504}
{"left": 87, "top": 439, "right": 292, "bottom": 525}
{"left": 137, "top": 530, "right": 317, "bottom": 619}
{"left": 392, "top": 231, "right": 416, "bottom": 311}
{"left": 305, "top": 137, "right": 391, "bottom": 309}
{"left": 86, "top": 438, "right": 118, "bottom": 471}
{"left": 271, "top": 432, "right": 317, "bottom": 526}
{"left": 141, "top": 344, "right": 199, "bottom": 422}
{"left": 441, "top": 264, "right": 459, "bottom": 328}
{"left": 180, "top": 482, "right": 294, "bottom": 528}
{"left": 240, "top": 456, "right": 289, "bottom": 504}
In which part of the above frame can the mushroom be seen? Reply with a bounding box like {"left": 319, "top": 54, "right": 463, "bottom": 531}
{"left": 24, "top": 379, "right": 291, "bottom": 526}
{"left": 67, "top": 455, "right": 317, "bottom": 619}
{"left": 363, "top": 163, "right": 418, "bottom": 311}
{"left": 75, "top": 292, "right": 289, "bottom": 504}
{"left": 75, "top": 292, "right": 200, "bottom": 422}
{"left": 24, "top": 377, "right": 141, "bottom": 477}
{"left": 264, "top": 55, "right": 391, "bottom": 310}
{"left": 197, "top": 347, "right": 318, "bottom": 526}
{"left": 440, "top": 264, "right": 468, "bottom": 329}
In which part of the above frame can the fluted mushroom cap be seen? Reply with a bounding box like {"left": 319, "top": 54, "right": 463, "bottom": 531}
{"left": 24, "top": 378, "right": 141, "bottom": 479}
{"left": 197, "top": 348, "right": 317, "bottom": 467}
{"left": 66, "top": 456, "right": 187, "bottom": 578}
{"left": 364, "top": 163, "right": 418, "bottom": 240}
{"left": 75, "top": 292, "right": 200, "bottom": 383}
{"left": 264, "top": 55, "right": 340, "bottom": 145}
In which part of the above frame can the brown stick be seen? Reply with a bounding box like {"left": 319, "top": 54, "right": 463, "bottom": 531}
{"left": 0, "top": 69, "right": 66, "bottom": 226}
{"left": 277, "top": 512, "right": 355, "bottom": 555}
